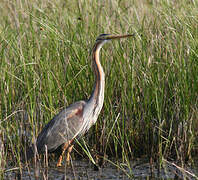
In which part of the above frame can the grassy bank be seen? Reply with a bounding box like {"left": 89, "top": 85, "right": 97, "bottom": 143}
{"left": 0, "top": 0, "right": 198, "bottom": 178}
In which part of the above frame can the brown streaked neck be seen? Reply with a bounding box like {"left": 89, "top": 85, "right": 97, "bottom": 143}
{"left": 88, "top": 42, "right": 105, "bottom": 110}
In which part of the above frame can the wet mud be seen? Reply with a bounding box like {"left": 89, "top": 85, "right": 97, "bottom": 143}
{"left": 4, "top": 159, "right": 198, "bottom": 179}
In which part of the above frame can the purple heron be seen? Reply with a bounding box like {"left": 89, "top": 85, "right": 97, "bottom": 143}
{"left": 26, "top": 34, "right": 133, "bottom": 166}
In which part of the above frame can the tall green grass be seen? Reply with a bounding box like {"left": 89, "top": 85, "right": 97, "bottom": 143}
{"left": 0, "top": 0, "right": 198, "bottom": 177}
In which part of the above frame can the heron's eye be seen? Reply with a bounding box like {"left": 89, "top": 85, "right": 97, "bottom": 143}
{"left": 99, "top": 33, "right": 110, "bottom": 36}
{"left": 96, "top": 34, "right": 111, "bottom": 41}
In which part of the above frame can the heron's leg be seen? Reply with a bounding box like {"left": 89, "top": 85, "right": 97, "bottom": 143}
{"left": 56, "top": 141, "right": 70, "bottom": 167}
{"left": 66, "top": 145, "right": 74, "bottom": 165}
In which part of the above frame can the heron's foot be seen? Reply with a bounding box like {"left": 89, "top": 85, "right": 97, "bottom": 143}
{"left": 66, "top": 145, "right": 74, "bottom": 165}
{"left": 56, "top": 142, "right": 70, "bottom": 167}
{"left": 56, "top": 153, "right": 71, "bottom": 167}
{"left": 56, "top": 155, "right": 63, "bottom": 167}
{"left": 66, "top": 153, "right": 70, "bottom": 165}
{"left": 56, "top": 142, "right": 74, "bottom": 167}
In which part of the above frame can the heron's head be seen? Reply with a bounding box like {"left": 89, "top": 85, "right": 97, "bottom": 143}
{"left": 95, "top": 33, "right": 134, "bottom": 48}
{"left": 96, "top": 33, "right": 134, "bottom": 41}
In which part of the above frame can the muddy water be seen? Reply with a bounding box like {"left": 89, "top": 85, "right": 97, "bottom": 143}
{"left": 5, "top": 159, "right": 198, "bottom": 179}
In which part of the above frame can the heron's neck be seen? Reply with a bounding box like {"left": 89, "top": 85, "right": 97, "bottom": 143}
{"left": 88, "top": 44, "right": 105, "bottom": 122}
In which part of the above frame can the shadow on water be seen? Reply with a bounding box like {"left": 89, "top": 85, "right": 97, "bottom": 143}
{"left": 4, "top": 158, "right": 198, "bottom": 180}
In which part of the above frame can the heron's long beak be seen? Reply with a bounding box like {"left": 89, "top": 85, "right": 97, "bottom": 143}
{"left": 106, "top": 34, "right": 135, "bottom": 40}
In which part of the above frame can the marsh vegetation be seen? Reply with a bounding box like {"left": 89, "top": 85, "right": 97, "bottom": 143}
{"left": 0, "top": 0, "right": 198, "bottom": 179}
